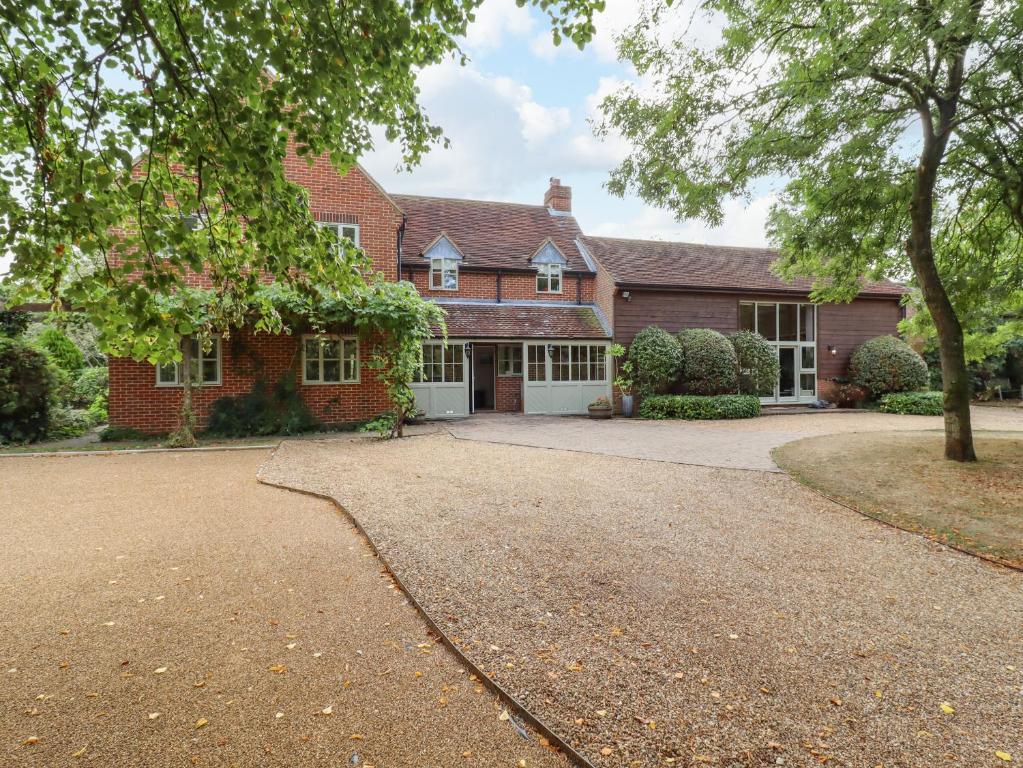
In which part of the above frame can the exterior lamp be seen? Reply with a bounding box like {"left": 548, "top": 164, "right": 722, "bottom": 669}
{"left": 827, "top": 345, "right": 837, "bottom": 356}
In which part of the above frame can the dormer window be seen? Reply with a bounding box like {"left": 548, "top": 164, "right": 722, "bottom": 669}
{"left": 530, "top": 238, "right": 567, "bottom": 294}
{"left": 422, "top": 232, "right": 463, "bottom": 291}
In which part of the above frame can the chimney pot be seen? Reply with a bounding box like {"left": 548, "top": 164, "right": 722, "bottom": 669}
{"left": 544, "top": 177, "right": 571, "bottom": 213}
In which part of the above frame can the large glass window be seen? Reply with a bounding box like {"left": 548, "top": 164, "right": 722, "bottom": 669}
{"left": 779, "top": 303, "right": 798, "bottom": 341}
{"left": 157, "top": 337, "right": 221, "bottom": 386}
{"left": 739, "top": 302, "right": 755, "bottom": 332}
{"left": 738, "top": 302, "right": 817, "bottom": 401}
{"left": 757, "top": 304, "right": 777, "bottom": 340}
{"left": 497, "top": 345, "right": 523, "bottom": 376}
{"left": 800, "top": 304, "right": 815, "bottom": 341}
{"left": 303, "top": 335, "right": 358, "bottom": 384}
{"left": 546, "top": 344, "right": 607, "bottom": 382}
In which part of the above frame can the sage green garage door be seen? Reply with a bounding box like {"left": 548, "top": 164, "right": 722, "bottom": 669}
{"left": 523, "top": 342, "right": 611, "bottom": 415}
{"left": 410, "top": 342, "right": 469, "bottom": 419}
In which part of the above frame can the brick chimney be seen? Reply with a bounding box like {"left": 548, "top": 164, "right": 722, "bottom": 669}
{"left": 544, "top": 177, "right": 571, "bottom": 213}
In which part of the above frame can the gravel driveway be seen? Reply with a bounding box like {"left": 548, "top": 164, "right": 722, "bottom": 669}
{"left": 0, "top": 450, "right": 563, "bottom": 767}
{"left": 262, "top": 433, "right": 1023, "bottom": 768}
{"left": 447, "top": 406, "right": 1023, "bottom": 471}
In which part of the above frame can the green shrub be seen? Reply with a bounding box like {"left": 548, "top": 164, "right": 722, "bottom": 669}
{"left": 677, "top": 328, "right": 738, "bottom": 395}
{"left": 850, "top": 336, "right": 928, "bottom": 396}
{"left": 206, "top": 375, "right": 319, "bottom": 437}
{"left": 87, "top": 392, "right": 108, "bottom": 423}
{"left": 629, "top": 326, "right": 684, "bottom": 396}
{"left": 36, "top": 326, "right": 85, "bottom": 374}
{"left": 0, "top": 336, "right": 55, "bottom": 443}
{"left": 0, "top": 309, "right": 29, "bottom": 338}
{"left": 730, "top": 331, "right": 780, "bottom": 396}
{"left": 46, "top": 406, "right": 94, "bottom": 439}
{"left": 72, "top": 366, "right": 108, "bottom": 407}
{"left": 359, "top": 412, "right": 397, "bottom": 436}
{"left": 879, "top": 391, "right": 943, "bottom": 415}
{"left": 638, "top": 394, "right": 761, "bottom": 420}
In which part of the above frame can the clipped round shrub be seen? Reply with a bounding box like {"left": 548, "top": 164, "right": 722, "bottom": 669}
{"left": 850, "top": 336, "right": 928, "bottom": 395}
{"left": 73, "top": 366, "right": 109, "bottom": 407}
{"left": 629, "top": 326, "right": 684, "bottom": 396}
{"left": 0, "top": 336, "right": 55, "bottom": 443}
{"left": 677, "top": 328, "right": 738, "bottom": 395}
{"left": 730, "top": 330, "right": 780, "bottom": 396}
{"left": 37, "top": 326, "right": 84, "bottom": 374}
{"left": 879, "top": 391, "right": 943, "bottom": 416}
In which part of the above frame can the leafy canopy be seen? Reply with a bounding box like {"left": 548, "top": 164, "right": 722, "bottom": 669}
{"left": 600, "top": 0, "right": 1023, "bottom": 302}
{"left": 0, "top": 0, "right": 603, "bottom": 365}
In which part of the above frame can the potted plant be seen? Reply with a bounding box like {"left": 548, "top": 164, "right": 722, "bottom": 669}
{"left": 609, "top": 343, "right": 635, "bottom": 417}
{"left": 587, "top": 396, "right": 613, "bottom": 419}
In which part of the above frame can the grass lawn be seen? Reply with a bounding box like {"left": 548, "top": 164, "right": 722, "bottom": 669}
{"left": 774, "top": 430, "right": 1023, "bottom": 568}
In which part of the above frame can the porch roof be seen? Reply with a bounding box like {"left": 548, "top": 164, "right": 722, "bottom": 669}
{"left": 432, "top": 300, "right": 611, "bottom": 340}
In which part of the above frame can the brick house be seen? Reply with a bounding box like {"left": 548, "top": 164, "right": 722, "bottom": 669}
{"left": 108, "top": 159, "right": 904, "bottom": 432}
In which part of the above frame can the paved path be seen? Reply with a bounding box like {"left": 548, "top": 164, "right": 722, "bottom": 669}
{"left": 447, "top": 407, "right": 1023, "bottom": 471}
{"left": 0, "top": 451, "right": 563, "bottom": 768}
{"left": 263, "top": 433, "right": 1023, "bottom": 768}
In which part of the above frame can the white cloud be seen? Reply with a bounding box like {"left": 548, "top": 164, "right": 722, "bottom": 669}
{"left": 589, "top": 194, "right": 776, "bottom": 248}
{"left": 463, "top": 0, "right": 535, "bottom": 52}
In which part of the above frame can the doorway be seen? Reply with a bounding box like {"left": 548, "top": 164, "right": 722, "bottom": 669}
{"left": 472, "top": 344, "right": 496, "bottom": 411}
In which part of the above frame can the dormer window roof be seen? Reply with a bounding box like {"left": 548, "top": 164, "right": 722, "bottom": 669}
{"left": 422, "top": 232, "right": 464, "bottom": 263}
{"left": 529, "top": 238, "right": 568, "bottom": 266}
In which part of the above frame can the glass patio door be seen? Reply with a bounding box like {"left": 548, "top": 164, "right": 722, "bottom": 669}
{"left": 778, "top": 346, "right": 797, "bottom": 401}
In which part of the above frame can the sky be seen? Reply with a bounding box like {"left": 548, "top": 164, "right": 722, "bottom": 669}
{"left": 362, "top": 0, "right": 774, "bottom": 247}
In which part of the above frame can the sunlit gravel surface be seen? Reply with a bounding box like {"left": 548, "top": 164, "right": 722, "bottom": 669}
{"left": 263, "top": 433, "right": 1023, "bottom": 768}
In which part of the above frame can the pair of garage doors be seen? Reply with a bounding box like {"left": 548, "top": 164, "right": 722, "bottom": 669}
{"left": 409, "top": 341, "right": 611, "bottom": 418}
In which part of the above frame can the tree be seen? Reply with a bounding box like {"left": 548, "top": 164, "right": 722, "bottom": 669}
{"left": 0, "top": 0, "right": 601, "bottom": 443}
{"left": 600, "top": 0, "right": 1023, "bottom": 461}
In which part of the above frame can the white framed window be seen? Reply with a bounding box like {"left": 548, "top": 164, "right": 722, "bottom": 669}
{"left": 738, "top": 301, "right": 817, "bottom": 400}
{"left": 302, "top": 335, "right": 359, "bottom": 384}
{"left": 317, "top": 221, "right": 360, "bottom": 254}
{"left": 497, "top": 345, "right": 523, "bottom": 376}
{"left": 550, "top": 343, "right": 606, "bottom": 382}
{"left": 430, "top": 258, "right": 459, "bottom": 290}
{"left": 415, "top": 342, "right": 464, "bottom": 382}
{"left": 536, "top": 263, "right": 562, "bottom": 293}
{"left": 156, "top": 337, "right": 222, "bottom": 386}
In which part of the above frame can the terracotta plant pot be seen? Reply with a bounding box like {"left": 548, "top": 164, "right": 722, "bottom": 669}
{"left": 587, "top": 405, "right": 613, "bottom": 420}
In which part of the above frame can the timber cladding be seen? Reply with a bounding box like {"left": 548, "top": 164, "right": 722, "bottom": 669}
{"left": 612, "top": 289, "right": 904, "bottom": 380}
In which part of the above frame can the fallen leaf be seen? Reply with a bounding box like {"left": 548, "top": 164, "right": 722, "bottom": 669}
{"left": 321, "top": 706, "right": 333, "bottom": 716}
{"left": 23, "top": 736, "right": 39, "bottom": 746}
{"left": 596, "top": 709, "right": 607, "bottom": 717}
{"left": 940, "top": 703, "right": 955, "bottom": 715}
{"left": 193, "top": 680, "right": 205, "bottom": 688}
{"left": 148, "top": 712, "right": 161, "bottom": 720}
{"left": 499, "top": 709, "right": 510, "bottom": 721}
{"left": 72, "top": 746, "right": 87, "bottom": 758}
{"left": 285, "top": 643, "right": 296, "bottom": 650}
{"left": 195, "top": 718, "right": 208, "bottom": 729}
{"left": 600, "top": 747, "right": 614, "bottom": 756}
{"left": 154, "top": 667, "right": 167, "bottom": 674}
{"left": 350, "top": 734, "right": 364, "bottom": 740}
{"left": 268, "top": 664, "right": 287, "bottom": 674}
{"left": 462, "top": 751, "right": 472, "bottom": 758}
{"left": 275, "top": 712, "right": 284, "bottom": 719}
{"left": 995, "top": 752, "right": 1012, "bottom": 762}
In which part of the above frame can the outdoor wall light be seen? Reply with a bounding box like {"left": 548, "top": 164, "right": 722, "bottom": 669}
{"left": 827, "top": 345, "right": 837, "bottom": 356}
{"left": 463, "top": 342, "right": 472, "bottom": 358}
{"left": 547, "top": 344, "right": 555, "bottom": 356}
{"left": 621, "top": 290, "right": 631, "bottom": 301}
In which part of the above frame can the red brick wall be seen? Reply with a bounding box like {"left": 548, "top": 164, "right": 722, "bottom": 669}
{"left": 404, "top": 267, "right": 596, "bottom": 303}
{"left": 495, "top": 375, "right": 523, "bottom": 412}
{"left": 108, "top": 327, "right": 391, "bottom": 434}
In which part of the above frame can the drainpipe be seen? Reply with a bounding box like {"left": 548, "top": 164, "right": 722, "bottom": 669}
{"left": 496, "top": 270, "right": 503, "bottom": 303}
{"left": 396, "top": 214, "right": 407, "bottom": 281}
{"left": 575, "top": 274, "right": 582, "bottom": 304}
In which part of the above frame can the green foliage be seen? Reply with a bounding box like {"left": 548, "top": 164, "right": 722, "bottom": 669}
{"left": 72, "top": 367, "right": 109, "bottom": 407}
{"left": 730, "top": 331, "right": 779, "bottom": 396}
{"left": 588, "top": 396, "right": 612, "bottom": 408}
{"left": 206, "top": 375, "right": 319, "bottom": 437}
{"left": 36, "top": 327, "right": 84, "bottom": 374}
{"left": 87, "top": 393, "right": 108, "bottom": 424}
{"left": 629, "top": 326, "right": 683, "bottom": 396}
{"left": 850, "top": 336, "right": 928, "bottom": 396}
{"left": 1, "top": 310, "right": 29, "bottom": 338}
{"left": 677, "top": 328, "right": 737, "bottom": 395}
{"left": 100, "top": 426, "right": 150, "bottom": 443}
{"left": 879, "top": 391, "right": 944, "bottom": 416}
{"left": 638, "top": 394, "right": 761, "bottom": 420}
{"left": 46, "top": 406, "right": 93, "bottom": 440}
{"left": 359, "top": 412, "right": 398, "bottom": 437}
{"left": 1, "top": 0, "right": 600, "bottom": 371}
{"left": 0, "top": 336, "right": 55, "bottom": 443}
{"left": 608, "top": 343, "right": 634, "bottom": 396}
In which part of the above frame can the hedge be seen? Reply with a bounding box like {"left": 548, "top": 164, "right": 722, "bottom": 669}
{"left": 629, "top": 326, "right": 684, "bottom": 396}
{"left": 850, "top": 335, "right": 928, "bottom": 395}
{"left": 638, "top": 394, "right": 761, "bottom": 420}
{"left": 0, "top": 336, "right": 55, "bottom": 443}
{"left": 730, "top": 330, "right": 779, "bottom": 396}
{"left": 677, "top": 328, "right": 738, "bottom": 395}
{"left": 879, "top": 391, "right": 943, "bottom": 415}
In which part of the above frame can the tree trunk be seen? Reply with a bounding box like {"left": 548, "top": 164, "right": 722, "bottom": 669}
{"left": 173, "top": 335, "right": 198, "bottom": 447}
{"left": 908, "top": 133, "right": 976, "bottom": 462}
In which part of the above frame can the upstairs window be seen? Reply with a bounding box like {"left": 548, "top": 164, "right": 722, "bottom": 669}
{"left": 536, "top": 263, "right": 562, "bottom": 293}
{"left": 430, "top": 257, "right": 459, "bottom": 290}
{"left": 156, "top": 337, "right": 221, "bottom": 386}
{"left": 317, "top": 221, "right": 360, "bottom": 255}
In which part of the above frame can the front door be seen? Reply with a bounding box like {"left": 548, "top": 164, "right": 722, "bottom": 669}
{"left": 778, "top": 346, "right": 798, "bottom": 402}
{"left": 472, "top": 344, "right": 496, "bottom": 410}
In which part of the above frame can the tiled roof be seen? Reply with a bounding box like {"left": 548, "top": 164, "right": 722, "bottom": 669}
{"left": 395, "top": 194, "right": 592, "bottom": 273}
{"left": 581, "top": 236, "right": 906, "bottom": 297}
{"left": 432, "top": 301, "right": 610, "bottom": 339}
